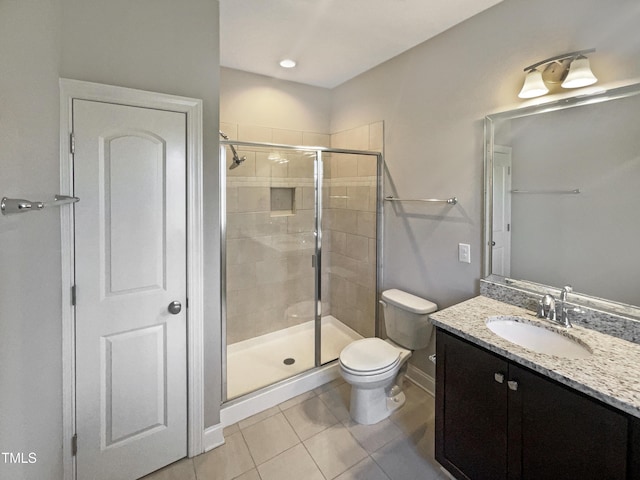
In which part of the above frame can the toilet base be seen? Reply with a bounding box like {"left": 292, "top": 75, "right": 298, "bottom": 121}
{"left": 386, "top": 389, "right": 406, "bottom": 413}
{"left": 349, "top": 382, "right": 406, "bottom": 425}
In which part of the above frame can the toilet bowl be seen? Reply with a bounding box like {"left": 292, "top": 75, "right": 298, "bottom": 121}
{"left": 339, "top": 289, "right": 437, "bottom": 425}
{"left": 339, "top": 337, "right": 412, "bottom": 424}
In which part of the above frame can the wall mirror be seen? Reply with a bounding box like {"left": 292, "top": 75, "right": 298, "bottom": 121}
{"left": 483, "top": 82, "right": 640, "bottom": 318}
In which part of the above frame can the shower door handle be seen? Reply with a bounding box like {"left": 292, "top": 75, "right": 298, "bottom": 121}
{"left": 168, "top": 301, "right": 182, "bottom": 315}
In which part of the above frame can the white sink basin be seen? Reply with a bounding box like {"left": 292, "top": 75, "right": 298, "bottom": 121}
{"left": 486, "top": 316, "right": 592, "bottom": 359}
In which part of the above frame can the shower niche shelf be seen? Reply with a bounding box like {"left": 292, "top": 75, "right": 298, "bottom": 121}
{"left": 270, "top": 187, "right": 296, "bottom": 217}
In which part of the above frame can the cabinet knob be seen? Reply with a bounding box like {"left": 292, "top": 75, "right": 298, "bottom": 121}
{"left": 494, "top": 372, "right": 505, "bottom": 384}
{"left": 508, "top": 380, "right": 519, "bottom": 391}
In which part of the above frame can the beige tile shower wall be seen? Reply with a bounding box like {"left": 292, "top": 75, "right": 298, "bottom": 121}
{"left": 222, "top": 121, "right": 330, "bottom": 344}
{"left": 325, "top": 121, "right": 382, "bottom": 337}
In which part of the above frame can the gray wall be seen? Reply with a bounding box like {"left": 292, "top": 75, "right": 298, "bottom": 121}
{"left": 0, "top": 1, "right": 220, "bottom": 478}
{"left": 330, "top": 0, "right": 640, "bottom": 375}
{"left": 0, "top": 2, "right": 63, "bottom": 479}
{"left": 220, "top": 67, "right": 331, "bottom": 133}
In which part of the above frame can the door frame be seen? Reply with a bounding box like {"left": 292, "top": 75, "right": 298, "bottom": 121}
{"left": 491, "top": 144, "right": 512, "bottom": 277}
{"left": 59, "top": 79, "right": 204, "bottom": 480}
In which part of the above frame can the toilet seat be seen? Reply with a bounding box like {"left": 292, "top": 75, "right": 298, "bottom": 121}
{"left": 340, "top": 360, "right": 399, "bottom": 377}
{"left": 339, "top": 338, "right": 400, "bottom": 375}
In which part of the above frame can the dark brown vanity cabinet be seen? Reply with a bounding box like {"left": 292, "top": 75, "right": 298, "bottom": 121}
{"left": 435, "top": 329, "right": 629, "bottom": 480}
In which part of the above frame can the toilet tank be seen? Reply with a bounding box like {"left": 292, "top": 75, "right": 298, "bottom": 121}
{"left": 381, "top": 289, "right": 437, "bottom": 349}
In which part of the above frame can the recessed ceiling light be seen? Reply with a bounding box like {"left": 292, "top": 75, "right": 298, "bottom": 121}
{"left": 279, "top": 59, "right": 297, "bottom": 69}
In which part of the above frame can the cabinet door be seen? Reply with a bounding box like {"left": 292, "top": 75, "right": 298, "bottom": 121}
{"left": 436, "top": 330, "right": 509, "bottom": 480}
{"left": 630, "top": 417, "right": 640, "bottom": 479}
{"left": 509, "top": 365, "right": 628, "bottom": 480}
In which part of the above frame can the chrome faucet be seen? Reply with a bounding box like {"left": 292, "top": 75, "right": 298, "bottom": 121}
{"left": 538, "top": 294, "right": 557, "bottom": 322}
{"left": 537, "top": 285, "right": 576, "bottom": 328}
{"left": 559, "top": 285, "right": 573, "bottom": 328}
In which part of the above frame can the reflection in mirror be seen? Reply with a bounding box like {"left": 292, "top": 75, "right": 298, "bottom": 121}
{"left": 484, "top": 83, "right": 640, "bottom": 312}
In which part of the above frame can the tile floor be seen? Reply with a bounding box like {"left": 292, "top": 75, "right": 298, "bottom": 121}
{"left": 142, "top": 379, "right": 449, "bottom": 480}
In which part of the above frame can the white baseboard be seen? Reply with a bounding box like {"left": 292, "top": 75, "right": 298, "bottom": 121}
{"left": 440, "top": 466, "right": 456, "bottom": 479}
{"left": 202, "top": 423, "right": 225, "bottom": 453}
{"left": 406, "top": 364, "right": 435, "bottom": 397}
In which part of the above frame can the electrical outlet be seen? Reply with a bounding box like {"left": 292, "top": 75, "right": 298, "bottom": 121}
{"left": 458, "top": 243, "right": 471, "bottom": 263}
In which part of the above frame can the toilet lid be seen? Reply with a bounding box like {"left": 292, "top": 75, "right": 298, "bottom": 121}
{"left": 340, "top": 338, "right": 400, "bottom": 372}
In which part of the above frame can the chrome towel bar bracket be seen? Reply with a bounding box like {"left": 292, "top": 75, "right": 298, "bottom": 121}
{"left": 1, "top": 195, "right": 79, "bottom": 215}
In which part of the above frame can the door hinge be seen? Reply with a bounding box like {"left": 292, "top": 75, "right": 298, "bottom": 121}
{"left": 508, "top": 166, "right": 511, "bottom": 175}
{"left": 186, "top": 297, "right": 189, "bottom": 309}
{"left": 72, "top": 434, "right": 78, "bottom": 456}
{"left": 311, "top": 255, "right": 316, "bottom": 268}
{"left": 71, "top": 285, "right": 77, "bottom": 306}
{"left": 507, "top": 223, "right": 511, "bottom": 232}
{"left": 70, "top": 133, "right": 75, "bottom": 155}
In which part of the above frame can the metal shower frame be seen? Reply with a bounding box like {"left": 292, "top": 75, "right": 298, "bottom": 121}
{"left": 219, "top": 139, "right": 384, "bottom": 403}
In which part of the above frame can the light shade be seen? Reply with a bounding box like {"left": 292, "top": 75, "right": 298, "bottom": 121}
{"left": 561, "top": 56, "right": 598, "bottom": 88}
{"left": 518, "top": 69, "right": 549, "bottom": 99}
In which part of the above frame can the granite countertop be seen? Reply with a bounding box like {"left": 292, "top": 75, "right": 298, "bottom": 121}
{"left": 430, "top": 295, "right": 640, "bottom": 419}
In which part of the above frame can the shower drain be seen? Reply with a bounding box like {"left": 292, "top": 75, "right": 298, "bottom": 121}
{"left": 283, "top": 357, "right": 295, "bottom": 365}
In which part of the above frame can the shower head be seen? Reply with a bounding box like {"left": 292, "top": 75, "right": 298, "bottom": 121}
{"left": 228, "top": 157, "right": 245, "bottom": 169}
{"left": 219, "top": 130, "right": 246, "bottom": 170}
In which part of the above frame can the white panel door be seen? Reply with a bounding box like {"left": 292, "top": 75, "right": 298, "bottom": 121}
{"left": 73, "top": 99, "right": 187, "bottom": 480}
{"left": 492, "top": 146, "right": 512, "bottom": 277}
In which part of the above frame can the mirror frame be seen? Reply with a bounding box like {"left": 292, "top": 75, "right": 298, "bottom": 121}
{"left": 483, "top": 82, "right": 640, "bottom": 320}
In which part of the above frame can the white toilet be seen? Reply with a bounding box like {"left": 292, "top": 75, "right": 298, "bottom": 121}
{"left": 339, "top": 289, "right": 437, "bottom": 425}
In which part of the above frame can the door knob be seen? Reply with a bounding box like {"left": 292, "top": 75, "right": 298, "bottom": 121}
{"left": 508, "top": 380, "right": 519, "bottom": 391}
{"left": 168, "top": 301, "right": 182, "bottom": 315}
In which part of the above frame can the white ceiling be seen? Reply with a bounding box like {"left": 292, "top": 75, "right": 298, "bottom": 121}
{"left": 219, "top": 0, "right": 503, "bottom": 89}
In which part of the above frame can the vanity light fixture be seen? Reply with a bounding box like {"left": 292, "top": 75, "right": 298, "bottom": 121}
{"left": 518, "top": 69, "right": 549, "bottom": 99}
{"left": 518, "top": 49, "right": 597, "bottom": 99}
{"left": 279, "top": 59, "right": 297, "bottom": 68}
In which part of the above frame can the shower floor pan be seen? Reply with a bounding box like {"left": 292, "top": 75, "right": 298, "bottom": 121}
{"left": 226, "top": 315, "right": 362, "bottom": 400}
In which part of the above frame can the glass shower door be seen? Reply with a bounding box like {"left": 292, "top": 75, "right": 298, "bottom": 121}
{"left": 223, "top": 143, "right": 318, "bottom": 400}
{"left": 318, "top": 151, "right": 379, "bottom": 365}
{"left": 222, "top": 140, "right": 381, "bottom": 401}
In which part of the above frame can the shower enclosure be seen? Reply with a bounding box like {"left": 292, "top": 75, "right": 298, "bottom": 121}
{"left": 220, "top": 139, "right": 383, "bottom": 402}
